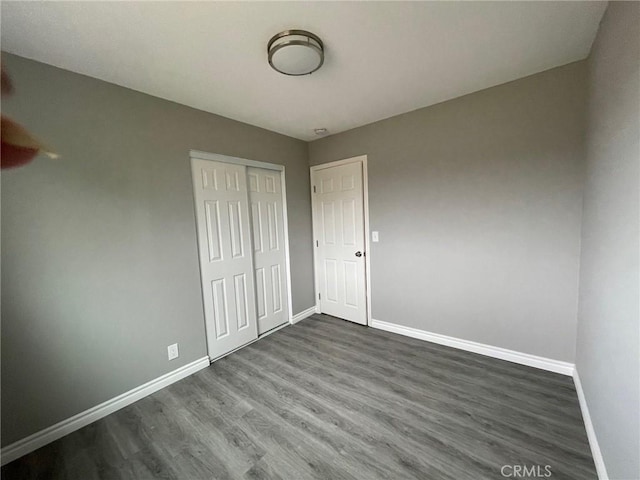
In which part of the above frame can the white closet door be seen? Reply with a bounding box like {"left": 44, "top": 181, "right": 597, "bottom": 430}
{"left": 192, "top": 159, "right": 258, "bottom": 360}
{"left": 247, "top": 167, "right": 289, "bottom": 334}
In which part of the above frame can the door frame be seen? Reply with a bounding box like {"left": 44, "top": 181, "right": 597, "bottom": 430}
{"left": 189, "top": 150, "right": 294, "bottom": 343}
{"left": 310, "top": 155, "right": 372, "bottom": 326}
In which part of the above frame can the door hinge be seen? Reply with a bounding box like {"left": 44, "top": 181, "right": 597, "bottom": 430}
{"left": 318, "top": 292, "right": 321, "bottom": 300}
{"left": 313, "top": 185, "right": 317, "bottom": 193}
{"left": 316, "top": 240, "right": 318, "bottom": 247}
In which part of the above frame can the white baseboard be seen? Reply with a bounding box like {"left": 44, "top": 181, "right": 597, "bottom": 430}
{"left": 0, "top": 356, "right": 210, "bottom": 466}
{"left": 291, "top": 306, "right": 317, "bottom": 324}
{"left": 371, "top": 319, "right": 575, "bottom": 376}
{"left": 573, "top": 369, "right": 609, "bottom": 479}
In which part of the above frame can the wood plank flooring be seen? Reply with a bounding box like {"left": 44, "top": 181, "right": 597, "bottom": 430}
{"left": 2, "top": 314, "right": 597, "bottom": 479}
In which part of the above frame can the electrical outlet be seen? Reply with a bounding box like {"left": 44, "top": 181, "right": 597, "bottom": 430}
{"left": 167, "top": 343, "right": 179, "bottom": 361}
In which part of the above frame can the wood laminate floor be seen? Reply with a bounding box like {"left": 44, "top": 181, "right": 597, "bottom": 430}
{"left": 2, "top": 314, "right": 596, "bottom": 480}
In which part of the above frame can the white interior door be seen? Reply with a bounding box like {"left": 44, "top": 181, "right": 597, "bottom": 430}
{"left": 247, "top": 167, "right": 289, "bottom": 334}
{"left": 312, "top": 161, "right": 367, "bottom": 325}
{"left": 192, "top": 159, "right": 258, "bottom": 359}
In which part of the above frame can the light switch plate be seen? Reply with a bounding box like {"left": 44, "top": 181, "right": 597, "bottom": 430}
{"left": 372, "top": 231, "right": 379, "bottom": 242}
{"left": 167, "top": 343, "right": 179, "bottom": 361}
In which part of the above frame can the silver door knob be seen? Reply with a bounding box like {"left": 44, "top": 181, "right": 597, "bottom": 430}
{"left": 355, "top": 251, "right": 363, "bottom": 257}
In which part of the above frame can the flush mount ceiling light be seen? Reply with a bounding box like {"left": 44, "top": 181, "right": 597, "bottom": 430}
{"left": 268, "top": 30, "right": 324, "bottom": 76}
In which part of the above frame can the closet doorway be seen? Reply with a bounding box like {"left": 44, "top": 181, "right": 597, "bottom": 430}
{"left": 191, "top": 151, "right": 291, "bottom": 360}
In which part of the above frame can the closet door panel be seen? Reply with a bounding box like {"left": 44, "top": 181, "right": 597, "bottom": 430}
{"left": 247, "top": 167, "right": 289, "bottom": 334}
{"left": 192, "top": 159, "right": 258, "bottom": 359}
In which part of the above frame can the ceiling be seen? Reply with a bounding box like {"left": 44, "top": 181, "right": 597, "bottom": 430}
{"left": 1, "top": 1, "right": 606, "bottom": 141}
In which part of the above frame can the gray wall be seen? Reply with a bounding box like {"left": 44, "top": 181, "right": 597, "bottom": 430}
{"left": 310, "top": 62, "right": 587, "bottom": 363}
{"left": 576, "top": 3, "right": 640, "bottom": 479}
{"left": 1, "top": 53, "right": 315, "bottom": 446}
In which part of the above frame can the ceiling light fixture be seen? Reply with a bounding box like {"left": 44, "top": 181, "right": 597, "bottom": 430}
{"left": 314, "top": 128, "right": 328, "bottom": 136}
{"left": 268, "top": 30, "right": 324, "bottom": 76}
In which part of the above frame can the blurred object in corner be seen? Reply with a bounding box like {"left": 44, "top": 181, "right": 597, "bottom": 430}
{"left": 1, "top": 64, "right": 59, "bottom": 169}
{"left": 2, "top": 68, "right": 13, "bottom": 94}
{"left": 1, "top": 117, "right": 59, "bottom": 169}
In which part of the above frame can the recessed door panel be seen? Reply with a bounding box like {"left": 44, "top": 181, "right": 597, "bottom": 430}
{"left": 341, "top": 175, "right": 355, "bottom": 191}
{"left": 234, "top": 273, "right": 249, "bottom": 330}
{"left": 322, "top": 202, "right": 336, "bottom": 245}
{"left": 228, "top": 201, "right": 245, "bottom": 258}
{"left": 205, "top": 201, "right": 223, "bottom": 262}
{"left": 202, "top": 169, "right": 220, "bottom": 190}
{"left": 256, "top": 267, "right": 267, "bottom": 319}
{"left": 271, "top": 264, "right": 282, "bottom": 313}
{"left": 342, "top": 199, "right": 357, "bottom": 246}
{"left": 248, "top": 173, "right": 259, "bottom": 193}
{"left": 251, "top": 202, "right": 263, "bottom": 253}
{"left": 267, "top": 202, "right": 279, "bottom": 250}
{"left": 344, "top": 261, "right": 359, "bottom": 307}
{"left": 211, "top": 279, "right": 228, "bottom": 339}
{"left": 265, "top": 175, "right": 277, "bottom": 193}
{"left": 226, "top": 170, "right": 240, "bottom": 191}
{"left": 321, "top": 178, "right": 334, "bottom": 193}
{"left": 325, "top": 259, "right": 339, "bottom": 302}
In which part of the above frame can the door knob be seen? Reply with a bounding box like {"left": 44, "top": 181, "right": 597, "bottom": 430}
{"left": 355, "top": 251, "right": 363, "bottom": 257}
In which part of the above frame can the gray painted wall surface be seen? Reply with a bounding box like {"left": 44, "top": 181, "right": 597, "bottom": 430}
{"left": 309, "top": 62, "right": 587, "bottom": 363}
{"left": 1, "top": 53, "right": 314, "bottom": 446}
{"left": 576, "top": 3, "right": 640, "bottom": 479}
